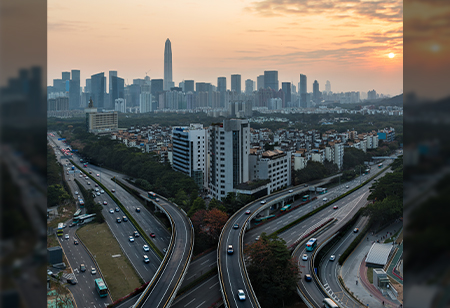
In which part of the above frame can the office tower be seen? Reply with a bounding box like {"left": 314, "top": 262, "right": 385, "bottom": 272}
{"left": 299, "top": 74, "right": 307, "bottom": 107}
{"left": 231, "top": 74, "right": 241, "bottom": 93}
{"left": 133, "top": 78, "right": 145, "bottom": 86}
{"left": 151, "top": 79, "right": 164, "bottom": 104}
{"left": 140, "top": 81, "right": 152, "bottom": 113}
{"left": 211, "top": 91, "right": 221, "bottom": 109}
{"left": 209, "top": 119, "right": 250, "bottom": 201}
{"left": 164, "top": 38, "right": 173, "bottom": 90}
{"left": 185, "top": 80, "right": 195, "bottom": 93}
{"left": 109, "top": 71, "right": 117, "bottom": 93}
{"left": 281, "top": 82, "right": 291, "bottom": 107}
{"left": 127, "top": 84, "right": 141, "bottom": 107}
{"left": 91, "top": 72, "right": 105, "bottom": 109}
{"left": 257, "top": 75, "right": 264, "bottom": 90}
{"left": 110, "top": 76, "right": 125, "bottom": 109}
{"left": 313, "top": 80, "right": 320, "bottom": 103}
{"left": 85, "top": 79, "right": 91, "bottom": 93}
{"left": 69, "top": 69, "right": 81, "bottom": 110}
{"left": 179, "top": 81, "right": 185, "bottom": 92}
{"left": 245, "top": 79, "right": 254, "bottom": 94}
{"left": 186, "top": 92, "right": 194, "bottom": 109}
{"left": 217, "top": 77, "right": 227, "bottom": 108}
{"left": 291, "top": 83, "right": 296, "bottom": 94}
{"left": 325, "top": 80, "right": 331, "bottom": 93}
{"left": 172, "top": 124, "right": 208, "bottom": 190}
{"left": 264, "top": 71, "right": 278, "bottom": 91}
{"left": 196, "top": 82, "right": 208, "bottom": 93}
{"left": 62, "top": 71, "right": 70, "bottom": 82}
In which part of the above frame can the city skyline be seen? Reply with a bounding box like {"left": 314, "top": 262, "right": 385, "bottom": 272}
{"left": 48, "top": 0, "right": 402, "bottom": 95}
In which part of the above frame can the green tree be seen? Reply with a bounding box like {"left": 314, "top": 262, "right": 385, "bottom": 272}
{"left": 48, "top": 184, "right": 71, "bottom": 207}
{"left": 174, "top": 189, "right": 190, "bottom": 211}
{"left": 364, "top": 196, "right": 402, "bottom": 226}
{"left": 187, "top": 197, "right": 206, "bottom": 217}
{"left": 208, "top": 198, "right": 226, "bottom": 212}
{"left": 244, "top": 233, "right": 299, "bottom": 308}
{"left": 368, "top": 171, "right": 403, "bottom": 202}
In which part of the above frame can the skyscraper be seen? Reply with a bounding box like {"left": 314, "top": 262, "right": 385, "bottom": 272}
{"left": 299, "top": 74, "right": 307, "bottom": 107}
{"left": 325, "top": 80, "right": 331, "bottom": 93}
{"left": 257, "top": 75, "right": 265, "bottom": 90}
{"left": 313, "top": 80, "right": 320, "bottom": 103}
{"left": 184, "top": 80, "right": 195, "bottom": 93}
{"left": 62, "top": 72, "right": 70, "bottom": 82}
{"left": 217, "top": 77, "right": 227, "bottom": 108}
{"left": 151, "top": 79, "right": 164, "bottom": 105}
{"left": 164, "top": 38, "right": 173, "bottom": 90}
{"left": 281, "top": 82, "right": 291, "bottom": 107}
{"left": 264, "top": 71, "right": 278, "bottom": 91}
{"left": 91, "top": 72, "right": 105, "bottom": 109}
{"left": 109, "top": 71, "right": 117, "bottom": 93}
{"left": 245, "top": 79, "right": 254, "bottom": 94}
{"left": 69, "top": 69, "right": 81, "bottom": 110}
{"left": 231, "top": 74, "right": 241, "bottom": 93}
{"left": 110, "top": 75, "right": 125, "bottom": 109}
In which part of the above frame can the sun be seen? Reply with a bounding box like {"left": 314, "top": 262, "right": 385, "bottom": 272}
{"left": 388, "top": 53, "right": 395, "bottom": 58}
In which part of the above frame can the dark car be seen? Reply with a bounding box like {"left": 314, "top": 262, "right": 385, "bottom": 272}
{"left": 74, "top": 239, "right": 78, "bottom": 245}
{"left": 136, "top": 208, "right": 141, "bottom": 213}
{"left": 67, "top": 278, "right": 77, "bottom": 285}
{"left": 304, "top": 274, "right": 312, "bottom": 282}
{"left": 233, "top": 223, "right": 239, "bottom": 229}
{"left": 122, "top": 216, "right": 128, "bottom": 222}
{"left": 80, "top": 264, "right": 86, "bottom": 272}
{"left": 227, "top": 245, "right": 234, "bottom": 254}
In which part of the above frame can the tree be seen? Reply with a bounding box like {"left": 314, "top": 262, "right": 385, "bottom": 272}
{"left": 244, "top": 233, "right": 299, "bottom": 308}
{"left": 48, "top": 184, "right": 71, "bottom": 207}
{"left": 187, "top": 197, "right": 206, "bottom": 217}
{"left": 208, "top": 198, "right": 226, "bottom": 212}
{"left": 364, "top": 196, "right": 402, "bottom": 226}
{"left": 202, "top": 208, "right": 228, "bottom": 243}
{"left": 174, "top": 189, "right": 190, "bottom": 211}
{"left": 343, "top": 147, "right": 371, "bottom": 170}
{"left": 368, "top": 171, "right": 403, "bottom": 202}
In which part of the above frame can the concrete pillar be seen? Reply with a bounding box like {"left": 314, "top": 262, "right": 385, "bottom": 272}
{"left": 263, "top": 208, "right": 270, "bottom": 216}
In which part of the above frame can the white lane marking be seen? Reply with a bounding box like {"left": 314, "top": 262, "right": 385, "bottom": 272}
{"left": 184, "top": 298, "right": 196, "bottom": 307}
{"left": 195, "top": 301, "right": 205, "bottom": 308}
{"left": 209, "top": 281, "right": 219, "bottom": 289}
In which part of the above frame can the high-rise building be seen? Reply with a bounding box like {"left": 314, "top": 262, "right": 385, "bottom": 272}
{"left": 53, "top": 79, "right": 64, "bottom": 92}
{"left": 109, "top": 71, "right": 117, "bottom": 93}
{"left": 313, "top": 80, "right": 320, "bottom": 103}
{"left": 151, "top": 79, "right": 164, "bottom": 104}
{"left": 257, "top": 75, "right": 265, "bottom": 90}
{"left": 299, "top": 74, "right": 307, "bottom": 107}
{"left": 69, "top": 69, "right": 81, "bottom": 110}
{"left": 110, "top": 76, "right": 125, "bottom": 109}
{"left": 91, "top": 72, "right": 105, "bottom": 109}
{"left": 217, "top": 77, "right": 227, "bottom": 108}
{"left": 140, "top": 81, "right": 152, "bottom": 113}
{"left": 62, "top": 72, "right": 70, "bottom": 82}
{"left": 179, "top": 81, "right": 185, "bottom": 92}
{"left": 85, "top": 79, "right": 91, "bottom": 93}
{"left": 281, "top": 82, "right": 291, "bottom": 107}
{"left": 172, "top": 124, "right": 208, "bottom": 190}
{"left": 245, "top": 79, "right": 254, "bottom": 94}
{"left": 196, "top": 82, "right": 208, "bottom": 93}
{"left": 184, "top": 80, "right": 195, "bottom": 93}
{"left": 114, "top": 98, "right": 126, "bottom": 113}
{"left": 325, "top": 80, "right": 331, "bottom": 93}
{"left": 164, "top": 38, "right": 173, "bottom": 90}
{"left": 209, "top": 119, "right": 250, "bottom": 201}
{"left": 264, "top": 71, "right": 278, "bottom": 91}
{"left": 231, "top": 74, "right": 241, "bottom": 93}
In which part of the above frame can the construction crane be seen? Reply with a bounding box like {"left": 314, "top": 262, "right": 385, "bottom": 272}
{"left": 145, "top": 69, "right": 151, "bottom": 77}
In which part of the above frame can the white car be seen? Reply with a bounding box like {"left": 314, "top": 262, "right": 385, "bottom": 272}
{"left": 95, "top": 188, "right": 99, "bottom": 192}
{"left": 302, "top": 254, "right": 308, "bottom": 261}
{"left": 109, "top": 209, "right": 114, "bottom": 214}
{"left": 91, "top": 267, "right": 96, "bottom": 275}
{"left": 143, "top": 245, "right": 150, "bottom": 252}
{"left": 330, "top": 255, "right": 336, "bottom": 261}
{"left": 96, "top": 192, "right": 101, "bottom": 196}
{"left": 75, "top": 191, "right": 79, "bottom": 195}
{"left": 100, "top": 190, "right": 104, "bottom": 194}
{"left": 143, "top": 255, "right": 149, "bottom": 263}
{"left": 129, "top": 236, "right": 134, "bottom": 242}
{"left": 237, "top": 289, "right": 246, "bottom": 301}
{"left": 288, "top": 189, "right": 293, "bottom": 193}
{"left": 346, "top": 185, "right": 349, "bottom": 188}
{"left": 260, "top": 200, "right": 266, "bottom": 204}
{"left": 323, "top": 197, "right": 328, "bottom": 202}
{"left": 64, "top": 234, "right": 69, "bottom": 239}
{"left": 96, "top": 174, "right": 100, "bottom": 177}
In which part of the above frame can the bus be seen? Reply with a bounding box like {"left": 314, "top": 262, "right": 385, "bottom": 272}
{"left": 306, "top": 238, "right": 317, "bottom": 251}
{"left": 323, "top": 298, "right": 338, "bottom": 308}
{"left": 378, "top": 163, "right": 383, "bottom": 168}
{"left": 94, "top": 278, "right": 108, "bottom": 297}
{"left": 73, "top": 213, "right": 96, "bottom": 225}
{"left": 316, "top": 187, "right": 328, "bottom": 194}
{"left": 57, "top": 223, "right": 64, "bottom": 237}
{"left": 79, "top": 199, "right": 85, "bottom": 208}
{"left": 73, "top": 209, "right": 82, "bottom": 219}
{"left": 364, "top": 169, "right": 370, "bottom": 175}
{"left": 148, "top": 191, "right": 157, "bottom": 199}
{"left": 280, "top": 204, "right": 292, "bottom": 212}
{"left": 254, "top": 214, "right": 275, "bottom": 222}
{"left": 302, "top": 195, "right": 310, "bottom": 202}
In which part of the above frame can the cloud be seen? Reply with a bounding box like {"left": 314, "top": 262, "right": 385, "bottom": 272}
{"left": 48, "top": 21, "right": 92, "bottom": 32}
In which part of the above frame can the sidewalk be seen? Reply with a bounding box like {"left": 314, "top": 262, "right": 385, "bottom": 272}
{"left": 340, "top": 221, "right": 403, "bottom": 308}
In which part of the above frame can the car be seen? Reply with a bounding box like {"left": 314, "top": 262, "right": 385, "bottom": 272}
{"left": 67, "top": 278, "right": 77, "bottom": 285}
{"left": 109, "top": 209, "right": 114, "bottom": 214}
{"left": 47, "top": 270, "right": 53, "bottom": 276}
{"left": 136, "top": 207, "right": 141, "bottom": 213}
{"left": 87, "top": 182, "right": 90, "bottom": 185}
{"left": 245, "top": 210, "right": 251, "bottom": 215}
{"left": 302, "top": 254, "right": 308, "bottom": 261}
{"left": 96, "top": 174, "right": 100, "bottom": 177}
{"left": 115, "top": 207, "right": 119, "bottom": 212}
{"left": 346, "top": 185, "right": 349, "bottom": 188}
{"left": 116, "top": 217, "right": 121, "bottom": 223}
{"left": 237, "top": 289, "right": 246, "bottom": 301}
{"left": 163, "top": 248, "right": 167, "bottom": 254}
{"left": 129, "top": 236, "right": 134, "bottom": 242}
{"left": 64, "top": 234, "right": 69, "bottom": 239}
{"left": 288, "top": 189, "right": 293, "bottom": 193}
{"left": 353, "top": 228, "right": 359, "bottom": 233}
{"left": 89, "top": 171, "right": 92, "bottom": 174}
{"left": 304, "top": 274, "right": 312, "bottom": 282}
{"left": 91, "top": 267, "right": 96, "bottom": 275}
{"left": 69, "top": 223, "right": 75, "bottom": 227}
{"left": 155, "top": 198, "right": 159, "bottom": 202}
{"left": 149, "top": 233, "right": 155, "bottom": 238}
{"left": 92, "top": 194, "right": 96, "bottom": 198}
{"left": 333, "top": 206, "right": 338, "bottom": 209}
{"left": 79, "top": 175, "right": 82, "bottom": 178}
{"left": 122, "top": 216, "right": 128, "bottom": 222}
{"left": 62, "top": 224, "right": 67, "bottom": 228}
{"left": 80, "top": 264, "right": 86, "bottom": 272}
{"left": 260, "top": 200, "right": 266, "bottom": 204}
{"left": 134, "top": 231, "right": 139, "bottom": 237}
{"left": 227, "top": 245, "right": 234, "bottom": 254}
{"left": 143, "top": 245, "right": 150, "bottom": 252}
{"left": 111, "top": 189, "right": 115, "bottom": 193}
{"left": 143, "top": 255, "right": 150, "bottom": 263}
{"left": 74, "top": 239, "right": 78, "bottom": 245}
{"left": 330, "top": 255, "right": 336, "bottom": 261}
{"left": 103, "top": 201, "right": 107, "bottom": 205}
{"left": 95, "top": 184, "right": 98, "bottom": 187}
{"left": 255, "top": 235, "right": 260, "bottom": 241}
{"left": 323, "top": 197, "right": 328, "bottom": 202}
{"left": 74, "top": 191, "right": 79, "bottom": 195}
{"left": 96, "top": 192, "right": 101, "bottom": 196}
{"left": 304, "top": 184, "right": 308, "bottom": 187}
{"left": 233, "top": 223, "right": 239, "bottom": 229}
{"left": 100, "top": 190, "right": 105, "bottom": 194}
{"left": 95, "top": 188, "right": 99, "bottom": 192}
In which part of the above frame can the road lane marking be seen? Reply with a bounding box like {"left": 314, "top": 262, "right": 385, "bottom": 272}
{"left": 196, "top": 301, "right": 205, "bottom": 308}
{"left": 184, "top": 298, "right": 196, "bottom": 307}
{"left": 209, "top": 281, "right": 219, "bottom": 289}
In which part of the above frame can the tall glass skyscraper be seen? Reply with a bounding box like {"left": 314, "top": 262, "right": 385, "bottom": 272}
{"left": 264, "top": 71, "right": 278, "bottom": 91}
{"left": 164, "top": 39, "right": 173, "bottom": 90}
{"left": 231, "top": 74, "right": 241, "bottom": 93}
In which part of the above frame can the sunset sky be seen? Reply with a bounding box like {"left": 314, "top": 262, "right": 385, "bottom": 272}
{"left": 48, "top": 0, "right": 403, "bottom": 96}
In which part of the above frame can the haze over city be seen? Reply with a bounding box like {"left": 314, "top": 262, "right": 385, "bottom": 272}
{"left": 48, "top": 0, "right": 403, "bottom": 96}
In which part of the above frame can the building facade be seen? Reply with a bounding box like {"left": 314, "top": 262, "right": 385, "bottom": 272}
{"left": 231, "top": 74, "right": 241, "bottom": 93}
{"left": 264, "top": 71, "right": 279, "bottom": 91}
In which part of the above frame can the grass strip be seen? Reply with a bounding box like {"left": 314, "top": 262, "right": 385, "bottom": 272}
{"left": 176, "top": 267, "right": 217, "bottom": 297}
{"left": 76, "top": 223, "right": 142, "bottom": 301}
{"left": 367, "top": 267, "right": 374, "bottom": 284}
{"left": 70, "top": 160, "right": 164, "bottom": 259}
{"left": 270, "top": 165, "right": 391, "bottom": 237}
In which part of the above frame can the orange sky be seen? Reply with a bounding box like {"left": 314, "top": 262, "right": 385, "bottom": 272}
{"left": 48, "top": 0, "right": 403, "bottom": 96}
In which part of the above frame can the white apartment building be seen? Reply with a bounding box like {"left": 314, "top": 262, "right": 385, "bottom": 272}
{"left": 209, "top": 119, "right": 250, "bottom": 201}
{"left": 172, "top": 124, "right": 208, "bottom": 190}
{"left": 249, "top": 149, "right": 291, "bottom": 194}
{"left": 114, "top": 98, "right": 126, "bottom": 113}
